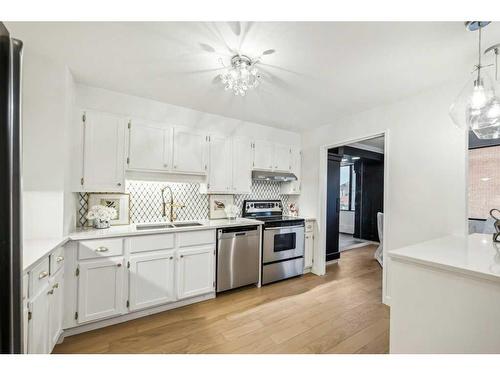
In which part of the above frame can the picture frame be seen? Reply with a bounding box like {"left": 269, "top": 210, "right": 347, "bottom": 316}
{"left": 209, "top": 195, "right": 234, "bottom": 219}
{"left": 87, "top": 193, "right": 130, "bottom": 226}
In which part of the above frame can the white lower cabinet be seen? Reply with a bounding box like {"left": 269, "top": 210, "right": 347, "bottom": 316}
{"left": 176, "top": 247, "right": 215, "bottom": 300}
{"left": 128, "top": 250, "right": 176, "bottom": 311}
{"left": 48, "top": 270, "right": 64, "bottom": 348}
{"left": 62, "top": 230, "right": 216, "bottom": 339}
{"left": 304, "top": 220, "right": 315, "bottom": 270}
{"left": 28, "top": 284, "right": 50, "bottom": 354}
{"left": 77, "top": 257, "right": 125, "bottom": 324}
{"left": 304, "top": 233, "right": 314, "bottom": 269}
{"left": 26, "top": 248, "right": 66, "bottom": 354}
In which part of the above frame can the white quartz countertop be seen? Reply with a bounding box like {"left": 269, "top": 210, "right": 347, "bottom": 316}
{"left": 388, "top": 233, "right": 500, "bottom": 282}
{"left": 68, "top": 218, "right": 264, "bottom": 241}
{"left": 23, "top": 237, "right": 69, "bottom": 272}
{"left": 23, "top": 218, "right": 263, "bottom": 272}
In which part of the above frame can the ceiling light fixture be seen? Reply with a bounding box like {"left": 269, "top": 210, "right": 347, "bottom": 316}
{"left": 449, "top": 21, "right": 500, "bottom": 139}
{"left": 219, "top": 55, "right": 261, "bottom": 96}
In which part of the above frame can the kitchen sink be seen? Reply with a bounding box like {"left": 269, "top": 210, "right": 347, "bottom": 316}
{"left": 136, "top": 223, "right": 175, "bottom": 230}
{"left": 173, "top": 222, "right": 203, "bottom": 228}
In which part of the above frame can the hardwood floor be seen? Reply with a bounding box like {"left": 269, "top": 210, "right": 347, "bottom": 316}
{"left": 53, "top": 245, "right": 389, "bottom": 354}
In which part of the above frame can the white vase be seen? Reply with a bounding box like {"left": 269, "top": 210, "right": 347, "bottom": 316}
{"left": 94, "top": 219, "right": 110, "bottom": 229}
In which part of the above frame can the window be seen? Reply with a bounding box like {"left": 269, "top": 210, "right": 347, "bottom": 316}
{"left": 468, "top": 145, "right": 500, "bottom": 219}
{"left": 340, "top": 165, "right": 356, "bottom": 211}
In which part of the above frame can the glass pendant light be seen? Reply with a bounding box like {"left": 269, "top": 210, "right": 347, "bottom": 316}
{"left": 449, "top": 21, "right": 500, "bottom": 139}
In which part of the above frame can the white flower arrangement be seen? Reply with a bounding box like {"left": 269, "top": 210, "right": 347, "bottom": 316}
{"left": 86, "top": 205, "right": 117, "bottom": 222}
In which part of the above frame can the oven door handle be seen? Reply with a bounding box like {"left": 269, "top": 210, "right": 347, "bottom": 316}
{"left": 264, "top": 225, "right": 304, "bottom": 231}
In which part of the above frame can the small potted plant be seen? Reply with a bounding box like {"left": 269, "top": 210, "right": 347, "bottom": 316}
{"left": 86, "top": 205, "right": 117, "bottom": 229}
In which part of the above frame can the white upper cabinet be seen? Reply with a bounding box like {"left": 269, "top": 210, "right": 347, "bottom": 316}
{"left": 176, "top": 247, "right": 215, "bottom": 300}
{"left": 81, "top": 110, "right": 126, "bottom": 192}
{"left": 127, "top": 120, "right": 171, "bottom": 172}
{"left": 231, "top": 137, "right": 253, "bottom": 194}
{"left": 274, "top": 144, "right": 291, "bottom": 172}
{"left": 253, "top": 140, "right": 274, "bottom": 171}
{"left": 206, "top": 135, "right": 232, "bottom": 193}
{"left": 280, "top": 147, "right": 302, "bottom": 194}
{"left": 77, "top": 257, "right": 125, "bottom": 324}
{"left": 172, "top": 127, "right": 208, "bottom": 174}
{"left": 253, "top": 141, "right": 299, "bottom": 176}
{"left": 201, "top": 135, "right": 252, "bottom": 194}
{"left": 128, "top": 250, "right": 176, "bottom": 311}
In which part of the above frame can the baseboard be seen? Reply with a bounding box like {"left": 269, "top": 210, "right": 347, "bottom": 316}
{"left": 61, "top": 292, "right": 215, "bottom": 338}
{"left": 326, "top": 259, "right": 339, "bottom": 266}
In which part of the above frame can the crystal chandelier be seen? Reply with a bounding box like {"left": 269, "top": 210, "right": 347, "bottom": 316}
{"left": 449, "top": 21, "right": 500, "bottom": 139}
{"left": 220, "top": 55, "right": 261, "bottom": 96}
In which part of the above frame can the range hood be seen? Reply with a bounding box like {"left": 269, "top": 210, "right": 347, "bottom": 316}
{"left": 252, "top": 170, "right": 297, "bottom": 182}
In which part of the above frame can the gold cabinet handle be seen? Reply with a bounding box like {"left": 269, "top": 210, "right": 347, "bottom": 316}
{"left": 47, "top": 289, "right": 54, "bottom": 295}
{"left": 38, "top": 271, "right": 48, "bottom": 280}
{"left": 117, "top": 182, "right": 122, "bottom": 186}
{"left": 56, "top": 256, "right": 64, "bottom": 263}
{"left": 53, "top": 283, "right": 59, "bottom": 289}
{"left": 95, "top": 246, "right": 109, "bottom": 252}
{"left": 117, "top": 263, "right": 122, "bottom": 267}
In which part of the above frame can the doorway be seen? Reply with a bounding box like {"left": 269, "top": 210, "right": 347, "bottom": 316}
{"left": 324, "top": 135, "right": 385, "bottom": 264}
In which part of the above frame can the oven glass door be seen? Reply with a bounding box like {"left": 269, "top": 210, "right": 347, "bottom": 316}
{"left": 274, "top": 232, "right": 296, "bottom": 252}
{"left": 263, "top": 225, "right": 304, "bottom": 263}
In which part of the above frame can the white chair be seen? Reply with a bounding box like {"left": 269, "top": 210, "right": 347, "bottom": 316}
{"left": 374, "top": 212, "right": 383, "bottom": 267}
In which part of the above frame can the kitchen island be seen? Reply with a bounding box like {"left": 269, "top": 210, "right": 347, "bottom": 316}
{"left": 388, "top": 233, "right": 500, "bottom": 353}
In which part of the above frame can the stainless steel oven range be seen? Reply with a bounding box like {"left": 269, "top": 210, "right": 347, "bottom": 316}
{"left": 242, "top": 200, "right": 305, "bottom": 285}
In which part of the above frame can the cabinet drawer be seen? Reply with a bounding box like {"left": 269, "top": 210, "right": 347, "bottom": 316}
{"left": 305, "top": 221, "right": 314, "bottom": 233}
{"left": 78, "top": 238, "right": 124, "bottom": 260}
{"left": 50, "top": 247, "right": 65, "bottom": 275}
{"left": 30, "top": 257, "right": 50, "bottom": 298}
{"left": 177, "top": 230, "right": 215, "bottom": 248}
{"left": 129, "top": 233, "right": 175, "bottom": 254}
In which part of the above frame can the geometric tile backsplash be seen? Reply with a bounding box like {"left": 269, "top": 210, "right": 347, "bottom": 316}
{"left": 77, "top": 179, "right": 293, "bottom": 226}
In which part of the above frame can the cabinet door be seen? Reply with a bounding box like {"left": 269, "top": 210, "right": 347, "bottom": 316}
{"left": 22, "top": 273, "right": 29, "bottom": 354}
{"left": 128, "top": 121, "right": 170, "bottom": 172}
{"left": 83, "top": 110, "right": 126, "bottom": 192}
{"left": 253, "top": 140, "right": 274, "bottom": 171}
{"left": 129, "top": 251, "right": 176, "bottom": 311}
{"left": 177, "top": 247, "right": 215, "bottom": 300}
{"left": 232, "top": 137, "right": 252, "bottom": 194}
{"left": 207, "top": 135, "right": 232, "bottom": 193}
{"left": 77, "top": 257, "right": 124, "bottom": 324}
{"left": 48, "top": 271, "right": 64, "bottom": 350}
{"left": 280, "top": 147, "right": 302, "bottom": 194}
{"left": 28, "top": 286, "right": 50, "bottom": 354}
{"left": 274, "top": 144, "right": 291, "bottom": 172}
{"left": 172, "top": 127, "right": 207, "bottom": 174}
{"left": 304, "top": 233, "right": 314, "bottom": 268}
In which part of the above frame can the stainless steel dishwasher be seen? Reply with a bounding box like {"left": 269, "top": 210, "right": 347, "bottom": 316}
{"left": 216, "top": 225, "right": 260, "bottom": 293}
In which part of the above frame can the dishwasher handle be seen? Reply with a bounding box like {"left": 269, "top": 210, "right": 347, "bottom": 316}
{"left": 217, "top": 225, "right": 259, "bottom": 239}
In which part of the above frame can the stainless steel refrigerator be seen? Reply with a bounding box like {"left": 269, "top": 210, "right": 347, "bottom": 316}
{"left": 0, "top": 22, "right": 23, "bottom": 354}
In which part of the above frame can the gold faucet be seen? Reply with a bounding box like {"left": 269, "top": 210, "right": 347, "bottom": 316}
{"left": 161, "top": 185, "right": 185, "bottom": 222}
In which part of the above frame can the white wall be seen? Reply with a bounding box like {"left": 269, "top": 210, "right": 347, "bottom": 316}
{"left": 301, "top": 82, "right": 468, "bottom": 301}
{"left": 75, "top": 84, "right": 301, "bottom": 146}
{"left": 339, "top": 210, "right": 354, "bottom": 234}
{"left": 20, "top": 47, "right": 74, "bottom": 239}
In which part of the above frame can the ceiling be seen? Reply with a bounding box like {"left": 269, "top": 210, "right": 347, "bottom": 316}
{"left": 7, "top": 21, "right": 500, "bottom": 132}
